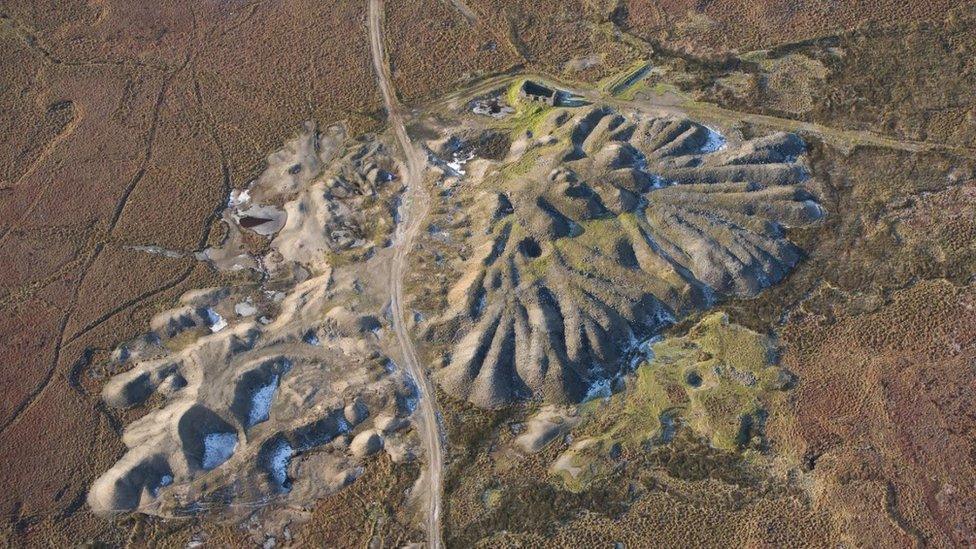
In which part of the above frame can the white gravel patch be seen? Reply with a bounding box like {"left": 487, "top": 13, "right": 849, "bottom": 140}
{"left": 700, "top": 126, "right": 727, "bottom": 153}
{"left": 204, "top": 308, "right": 228, "bottom": 332}
{"left": 202, "top": 432, "right": 237, "bottom": 470}
{"left": 235, "top": 300, "right": 258, "bottom": 317}
{"left": 268, "top": 441, "right": 294, "bottom": 487}
{"left": 248, "top": 375, "right": 279, "bottom": 427}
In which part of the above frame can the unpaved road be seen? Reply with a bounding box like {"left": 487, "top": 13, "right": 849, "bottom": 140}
{"left": 427, "top": 69, "right": 976, "bottom": 160}
{"left": 367, "top": 0, "right": 444, "bottom": 546}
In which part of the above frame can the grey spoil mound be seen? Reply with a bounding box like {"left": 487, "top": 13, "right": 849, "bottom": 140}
{"left": 429, "top": 105, "right": 824, "bottom": 408}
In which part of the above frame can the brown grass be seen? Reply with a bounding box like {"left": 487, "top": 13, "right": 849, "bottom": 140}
{"left": 386, "top": 0, "right": 520, "bottom": 103}
{"left": 622, "top": 0, "right": 955, "bottom": 55}
{"left": 771, "top": 280, "right": 976, "bottom": 546}
{"left": 0, "top": 0, "right": 382, "bottom": 543}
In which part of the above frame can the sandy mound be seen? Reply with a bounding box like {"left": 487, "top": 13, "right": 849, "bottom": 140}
{"left": 89, "top": 125, "right": 412, "bottom": 517}
{"left": 89, "top": 273, "right": 417, "bottom": 516}
{"left": 199, "top": 123, "right": 400, "bottom": 275}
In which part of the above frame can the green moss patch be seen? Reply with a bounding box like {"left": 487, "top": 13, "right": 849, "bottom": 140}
{"left": 551, "top": 312, "right": 791, "bottom": 492}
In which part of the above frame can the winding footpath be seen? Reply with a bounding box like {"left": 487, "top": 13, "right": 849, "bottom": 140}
{"left": 367, "top": 0, "right": 444, "bottom": 546}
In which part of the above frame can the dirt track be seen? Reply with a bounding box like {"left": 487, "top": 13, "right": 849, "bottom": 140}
{"left": 367, "top": 0, "right": 444, "bottom": 546}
